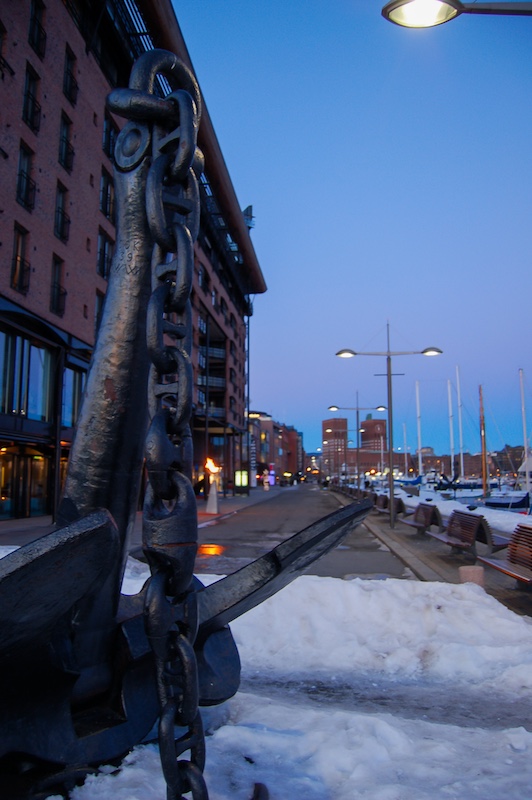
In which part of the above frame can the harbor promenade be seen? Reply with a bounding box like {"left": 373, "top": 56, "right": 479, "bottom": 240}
{"left": 0, "top": 485, "right": 530, "bottom": 617}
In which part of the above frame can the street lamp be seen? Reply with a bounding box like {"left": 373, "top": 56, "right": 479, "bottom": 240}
{"left": 328, "top": 395, "right": 386, "bottom": 498}
{"left": 335, "top": 323, "right": 442, "bottom": 528}
{"left": 382, "top": 0, "right": 532, "bottom": 28}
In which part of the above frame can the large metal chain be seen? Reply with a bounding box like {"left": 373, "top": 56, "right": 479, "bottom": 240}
{"left": 110, "top": 49, "right": 207, "bottom": 800}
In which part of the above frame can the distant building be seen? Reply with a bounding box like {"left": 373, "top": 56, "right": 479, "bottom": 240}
{"left": 249, "top": 411, "right": 303, "bottom": 484}
{"left": 0, "top": 0, "right": 266, "bottom": 518}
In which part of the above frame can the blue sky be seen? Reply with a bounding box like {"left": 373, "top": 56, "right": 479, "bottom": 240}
{"left": 173, "top": 0, "right": 532, "bottom": 457}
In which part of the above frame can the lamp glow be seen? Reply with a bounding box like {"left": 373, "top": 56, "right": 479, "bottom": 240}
{"left": 382, "top": 0, "right": 462, "bottom": 27}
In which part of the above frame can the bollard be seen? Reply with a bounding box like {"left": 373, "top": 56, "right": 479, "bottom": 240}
{"left": 458, "top": 565, "right": 485, "bottom": 588}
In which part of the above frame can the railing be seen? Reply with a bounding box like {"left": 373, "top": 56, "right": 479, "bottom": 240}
{"left": 54, "top": 207, "right": 71, "bottom": 242}
{"left": 197, "top": 375, "right": 226, "bottom": 389}
{"left": 50, "top": 282, "right": 67, "bottom": 316}
{"left": 16, "top": 171, "right": 36, "bottom": 210}
{"left": 206, "top": 406, "right": 225, "bottom": 419}
{"left": 97, "top": 249, "right": 113, "bottom": 279}
{"left": 28, "top": 18, "right": 47, "bottom": 59}
{"left": 199, "top": 345, "right": 226, "bottom": 361}
{"left": 63, "top": 68, "right": 79, "bottom": 105}
{"left": 99, "top": 190, "right": 115, "bottom": 223}
{"left": 59, "top": 137, "right": 75, "bottom": 172}
{"left": 22, "top": 91, "right": 41, "bottom": 133}
{"left": 0, "top": 55, "right": 15, "bottom": 78}
{"left": 11, "top": 256, "right": 31, "bottom": 295}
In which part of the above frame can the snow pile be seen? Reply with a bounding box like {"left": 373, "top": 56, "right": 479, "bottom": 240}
{"left": 55, "top": 558, "right": 532, "bottom": 799}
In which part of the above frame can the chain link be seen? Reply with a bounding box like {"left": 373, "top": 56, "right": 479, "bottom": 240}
{"left": 110, "top": 49, "right": 207, "bottom": 800}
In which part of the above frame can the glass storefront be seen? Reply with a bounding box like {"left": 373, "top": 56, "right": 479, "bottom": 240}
{"left": 0, "top": 446, "right": 49, "bottom": 519}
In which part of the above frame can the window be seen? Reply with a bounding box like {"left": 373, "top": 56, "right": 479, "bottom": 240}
{"left": 103, "top": 110, "right": 118, "bottom": 160}
{"left": 198, "top": 264, "right": 209, "bottom": 293}
{"left": 11, "top": 225, "right": 30, "bottom": 294}
{"left": 16, "top": 143, "right": 36, "bottom": 210}
{"left": 99, "top": 168, "right": 115, "bottom": 223}
{"left": 97, "top": 229, "right": 114, "bottom": 278}
{"left": 0, "top": 21, "right": 14, "bottom": 78}
{"left": 0, "top": 330, "right": 52, "bottom": 421}
{"left": 50, "top": 255, "right": 67, "bottom": 316}
{"left": 28, "top": 0, "right": 46, "bottom": 59}
{"left": 54, "top": 183, "right": 70, "bottom": 242}
{"left": 58, "top": 113, "right": 74, "bottom": 172}
{"left": 220, "top": 297, "right": 228, "bottom": 321}
{"left": 63, "top": 46, "right": 78, "bottom": 106}
{"left": 95, "top": 290, "right": 105, "bottom": 336}
{"left": 22, "top": 64, "right": 41, "bottom": 133}
{"left": 62, "top": 367, "right": 85, "bottom": 427}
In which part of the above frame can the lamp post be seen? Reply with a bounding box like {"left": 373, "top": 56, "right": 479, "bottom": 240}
{"left": 328, "top": 394, "right": 386, "bottom": 498}
{"left": 382, "top": 0, "right": 532, "bottom": 28}
{"left": 335, "top": 323, "right": 442, "bottom": 528}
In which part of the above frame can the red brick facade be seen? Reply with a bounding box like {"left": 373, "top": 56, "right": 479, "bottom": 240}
{"left": 0, "top": 0, "right": 265, "bottom": 517}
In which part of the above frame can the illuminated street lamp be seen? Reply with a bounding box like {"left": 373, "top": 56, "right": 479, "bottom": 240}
{"left": 382, "top": 0, "right": 532, "bottom": 28}
{"left": 335, "top": 323, "right": 442, "bottom": 528}
{"left": 328, "top": 395, "right": 386, "bottom": 497}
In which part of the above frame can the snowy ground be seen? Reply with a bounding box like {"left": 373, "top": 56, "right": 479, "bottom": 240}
{"left": 74, "top": 560, "right": 532, "bottom": 798}
{"left": 3, "top": 518, "right": 532, "bottom": 799}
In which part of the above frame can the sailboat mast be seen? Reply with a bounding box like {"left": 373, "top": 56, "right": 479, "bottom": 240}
{"left": 479, "top": 385, "right": 488, "bottom": 497}
{"left": 448, "top": 379, "right": 455, "bottom": 478}
{"left": 416, "top": 380, "right": 423, "bottom": 476}
{"left": 519, "top": 368, "right": 530, "bottom": 497}
{"left": 456, "top": 365, "right": 465, "bottom": 478}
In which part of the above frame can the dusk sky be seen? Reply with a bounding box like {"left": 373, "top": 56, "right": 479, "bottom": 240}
{"left": 173, "top": 0, "right": 532, "bottom": 457}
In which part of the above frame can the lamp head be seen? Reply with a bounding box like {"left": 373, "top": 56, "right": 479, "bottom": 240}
{"left": 376, "top": 405, "right": 387, "bottom": 411}
{"left": 335, "top": 349, "right": 357, "bottom": 358}
{"left": 328, "top": 405, "right": 340, "bottom": 411}
{"left": 382, "top": 0, "right": 463, "bottom": 28}
{"left": 421, "top": 347, "right": 443, "bottom": 356}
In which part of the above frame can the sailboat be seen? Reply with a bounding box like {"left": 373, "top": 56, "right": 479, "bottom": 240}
{"left": 483, "top": 371, "right": 530, "bottom": 513}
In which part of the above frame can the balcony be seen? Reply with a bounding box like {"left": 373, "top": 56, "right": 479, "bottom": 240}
{"left": 206, "top": 406, "right": 225, "bottom": 419}
{"left": 59, "top": 137, "right": 75, "bottom": 172}
{"left": 11, "top": 256, "right": 31, "bottom": 295}
{"left": 197, "top": 375, "right": 226, "bottom": 389}
{"left": 16, "top": 171, "right": 36, "bottom": 211}
{"left": 54, "top": 207, "right": 71, "bottom": 242}
{"left": 63, "top": 68, "right": 79, "bottom": 106}
{"left": 199, "top": 345, "right": 226, "bottom": 361}
{"left": 22, "top": 92, "right": 41, "bottom": 133}
{"left": 97, "top": 249, "right": 113, "bottom": 279}
{"left": 28, "top": 18, "right": 47, "bottom": 59}
{"left": 99, "top": 191, "right": 115, "bottom": 224}
{"left": 50, "top": 282, "right": 67, "bottom": 317}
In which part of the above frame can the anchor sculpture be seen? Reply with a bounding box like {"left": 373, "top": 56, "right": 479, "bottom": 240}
{"left": 0, "top": 50, "right": 372, "bottom": 799}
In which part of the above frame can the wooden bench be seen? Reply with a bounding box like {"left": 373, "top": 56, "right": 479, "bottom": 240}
{"left": 477, "top": 523, "right": 532, "bottom": 588}
{"left": 374, "top": 495, "right": 405, "bottom": 517}
{"left": 403, "top": 502, "right": 443, "bottom": 535}
{"left": 427, "top": 509, "right": 507, "bottom": 556}
{"left": 374, "top": 494, "right": 388, "bottom": 513}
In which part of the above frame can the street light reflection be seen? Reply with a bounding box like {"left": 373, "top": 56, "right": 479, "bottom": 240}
{"left": 198, "top": 543, "right": 226, "bottom": 557}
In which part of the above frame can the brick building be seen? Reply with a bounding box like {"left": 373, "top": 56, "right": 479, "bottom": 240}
{"left": 249, "top": 411, "right": 303, "bottom": 485}
{"left": 322, "top": 416, "right": 415, "bottom": 483}
{"left": 0, "top": 0, "right": 265, "bottom": 518}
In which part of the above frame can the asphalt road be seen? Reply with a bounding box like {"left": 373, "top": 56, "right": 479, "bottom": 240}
{"left": 194, "top": 483, "right": 412, "bottom": 580}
